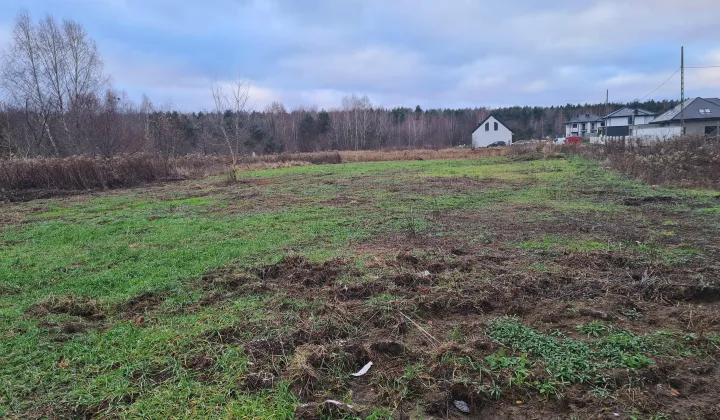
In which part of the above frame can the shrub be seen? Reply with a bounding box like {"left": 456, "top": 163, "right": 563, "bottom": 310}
{"left": 598, "top": 135, "right": 720, "bottom": 188}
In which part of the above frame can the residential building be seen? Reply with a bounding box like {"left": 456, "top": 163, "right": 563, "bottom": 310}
{"left": 471, "top": 115, "right": 513, "bottom": 147}
{"left": 603, "top": 107, "right": 657, "bottom": 136}
{"left": 565, "top": 114, "right": 604, "bottom": 137}
{"left": 646, "top": 97, "right": 720, "bottom": 137}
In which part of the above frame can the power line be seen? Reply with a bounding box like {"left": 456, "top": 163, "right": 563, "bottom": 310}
{"left": 632, "top": 67, "right": 680, "bottom": 102}
{"left": 686, "top": 65, "right": 720, "bottom": 69}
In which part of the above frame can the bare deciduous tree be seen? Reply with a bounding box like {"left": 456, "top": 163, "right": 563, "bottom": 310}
{"left": 210, "top": 78, "right": 250, "bottom": 167}
{"left": 1, "top": 11, "right": 107, "bottom": 156}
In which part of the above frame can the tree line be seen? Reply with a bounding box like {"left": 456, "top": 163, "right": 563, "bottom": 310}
{"left": 0, "top": 12, "right": 679, "bottom": 158}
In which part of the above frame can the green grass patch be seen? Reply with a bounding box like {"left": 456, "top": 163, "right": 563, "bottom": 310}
{"left": 486, "top": 317, "right": 691, "bottom": 391}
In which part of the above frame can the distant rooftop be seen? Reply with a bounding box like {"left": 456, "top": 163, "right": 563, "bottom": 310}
{"left": 651, "top": 98, "right": 720, "bottom": 124}
{"left": 567, "top": 113, "right": 603, "bottom": 123}
{"left": 605, "top": 107, "right": 656, "bottom": 119}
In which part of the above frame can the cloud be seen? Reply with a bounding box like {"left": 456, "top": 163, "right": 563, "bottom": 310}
{"left": 523, "top": 80, "right": 549, "bottom": 93}
{"left": 278, "top": 46, "right": 428, "bottom": 91}
{"left": 3, "top": 0, "right": 719, "bottom": 109}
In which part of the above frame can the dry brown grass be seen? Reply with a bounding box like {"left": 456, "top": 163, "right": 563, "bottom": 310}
{"left": 1, "top": 147, "right": 508, "bottom": 195}
{"left": 598, "top": 135, "right": 720, "bottom": 189}
{"left": 0, "top": 154, "right": 229, "bottom": 193}
{"left": 505, "top": 136, "right": 720, "bottom": 189}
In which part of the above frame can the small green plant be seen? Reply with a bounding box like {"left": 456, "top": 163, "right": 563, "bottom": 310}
{"left": 367, "top": 293, "right": 397, "bottom": 312}
{"left": 475, "top": 380, "right": 503, "bottom": 400}
{"left": 533, "top": 379, "right": 560, "bottom": 398}
{"left": 365, "top": 408, "right": 394, "bottom": 420}
{"left": 402, "top": 208, "right": 419, "bottom": 237}
{"left": 590, "top": 386, "right": 614, "bottom": 400}
{"left": 620, "top": 353, "right": 654, "bottom": 370}
{"left": 621, "top": 308, "right": 643, "bottom": 320}
{"left": 576, "top": 321, "right": 610, "bottom": 337}
{"left": 662, "top": 221, "right": 677, "bottom": 226}
{"left": 531, "top": 263, "right": 548, "bottom": 272}
{"left": 403, "top": 363, "right": 425, "bottom": 380}
{"left": 449, "top": 326, "right": 464, "bottom": 342}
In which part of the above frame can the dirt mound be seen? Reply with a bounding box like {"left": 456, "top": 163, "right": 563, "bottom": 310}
{"left": 370, "top": 341, "right": 405, "bottom": 356}
{"left": 336, "top": 281, "right": 385, "bottom": 300}
{"left": 256, "top": 255, "right": 347, "bottom": 286}
{"left": 200, "top": 269, "right": 256, "bottom": 291}
{"left": 624, "top": 196, "right": 678, "bottom": 206}
{"left": 286, "top": 342, "right": 370, "bottom": 398}
{"left": 241, "top": 371, "right": 276, "bottom": 390}
{"left": 26, "top": 295, "right": 106, "bottom": 321}
{"left": 118, "top": 292, "right": 166, "bottom": 317}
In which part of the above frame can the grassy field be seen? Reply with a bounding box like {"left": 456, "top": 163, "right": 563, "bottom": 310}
{"left": 1, "top": 155, "right": 719, "bottom": 419}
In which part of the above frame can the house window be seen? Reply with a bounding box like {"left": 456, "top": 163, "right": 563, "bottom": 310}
{"left": 600, "top": 121, "right": 605, "bottom": 127}
{"left": 591, "top": 122, "right": 596, "bottom": 129}
{"left": 581, "top": 123, "right": 586, "bottom": 130}
{"left": 706, "top": 126, "right": 717, "bottom": 135}
{"left": 494, "top": 122, "right": 498, "bottom": 131}
{"left": 699, "top": 109, "right": 712, "bottom": 115}
{"left": 572, "top": 123, "right": 577, "bottom": 128}
{"left": 485, "top": 123, "right": 489, "bottom": 131}
{"left": 628, "top": 116, "right": 633, "bottom": 125}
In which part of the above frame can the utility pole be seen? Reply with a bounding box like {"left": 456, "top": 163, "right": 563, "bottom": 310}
{"left": 605, "top": 89, "right": 609, "bottom": 136}
{"left": 680, "top": 46, "right": 685, "bottom": 134}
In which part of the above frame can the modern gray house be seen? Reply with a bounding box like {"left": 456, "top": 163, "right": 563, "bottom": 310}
{"left": 565, "top": 99, "right": 720, "bottom": 140}
{"left": 603, "top": 107, "right": 657, "bottom": 136}
{"left": 565, "top": 114, "right": 604, "bottom": 137}
{"left": 644, "top": 97, "right": 720, "bottom": 137}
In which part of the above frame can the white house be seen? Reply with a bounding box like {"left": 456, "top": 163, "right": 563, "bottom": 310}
{"left": 565, "top": 114, "right": 604, "bottom": 137}
{"left": 472, "top": 115, "right": 513, "bottom": 147}
{"left": 603, "top": 107, "right": 657, "bottom": 136}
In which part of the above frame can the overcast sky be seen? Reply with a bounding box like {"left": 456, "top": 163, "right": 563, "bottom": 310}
{"left": 1, "top": 0, "right": 719, "bottom": 111}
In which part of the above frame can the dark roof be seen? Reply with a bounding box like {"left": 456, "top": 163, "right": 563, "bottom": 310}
{"left": 705, "top": 98, "right": 720, "bottom": 107}
{"left": 566, "top": 113, "right": 603, "bottom": 124}
{"left": 473, "top": 114, "right": 513, "bottom": 134}
{"left": 650, "top": 98, "right": 720, "bottom": 124}
{"left": 604, "top": 107, "right": 656, "bottom": 118}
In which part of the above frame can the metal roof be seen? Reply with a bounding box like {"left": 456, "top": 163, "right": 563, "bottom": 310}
{"left": 650, "top": 98, "right": 720, "bottom": 123}
{"left": 604, "top": 107, "right": 656, "bottom": 118}
{"left": 566, "top": 113, "right": 603, "bottom": 123}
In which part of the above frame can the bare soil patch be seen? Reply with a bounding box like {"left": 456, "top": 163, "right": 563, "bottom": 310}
{"left": 26, "top": 295, "right": 106, "bottom": 321}
{"left": 181, "top": 242, "right": 720, "bottom": 418}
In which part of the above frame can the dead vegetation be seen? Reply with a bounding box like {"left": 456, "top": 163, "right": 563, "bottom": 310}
{"left": 0, "top": 147, "right": 505, "bottom": 200}
{"left": 179, "top": 243, "right": 720, "bottom": 418}
{"left": 599, "top": 135, "right": 720, "bottom": 189}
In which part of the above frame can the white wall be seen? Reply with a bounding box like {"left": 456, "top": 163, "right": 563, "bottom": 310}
{"left": 607, "top": 116, "right": 630, "bottom": 127}
{"left": 472, "top": 116, "right": 512, "bottom": 147}
{"left": 608, "top": 115, "right": 655, "bottom": 126}
{"left": 635, "top": 115, "right": 655, "bottom": 125}
{"left": 632, "top": 121, "right": 720, "bottom": 138}
{"left": 632, "top": 125, "right": 682, "bottom": 139}
{"left": 565, "top": 122, "right": 602, "bottom": 136}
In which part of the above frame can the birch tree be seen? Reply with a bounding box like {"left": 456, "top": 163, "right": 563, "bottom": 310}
{"left": 0, "top": 11, "right": 107, "bottom": 156}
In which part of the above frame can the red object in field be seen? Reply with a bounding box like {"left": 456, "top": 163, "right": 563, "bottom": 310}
{"left": 565, "top": 136, "right": 581, "bottom": 145}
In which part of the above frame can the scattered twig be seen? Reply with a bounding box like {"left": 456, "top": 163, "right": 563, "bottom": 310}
{"left": 399, "top": 311, "right": 440, "bottom": 346}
